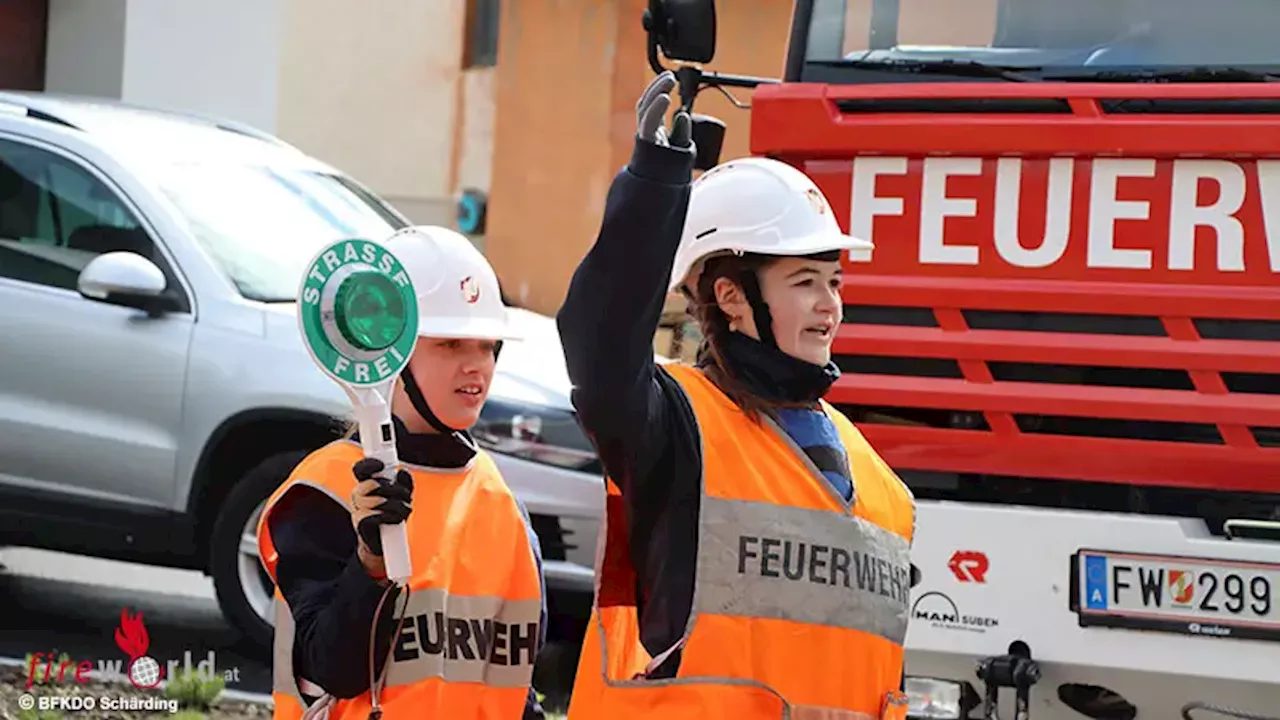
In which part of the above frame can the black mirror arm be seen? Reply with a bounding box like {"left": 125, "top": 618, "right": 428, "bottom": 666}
{"left": 675, "top": 66, "right": 702, "bottom": 114}
{"left": 651, "top": 43, "right": 778, "bottom": 102}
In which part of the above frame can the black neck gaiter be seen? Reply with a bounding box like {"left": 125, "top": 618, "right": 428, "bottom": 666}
{"left": 701, "top": 329, "right": 840, "bottom": 406}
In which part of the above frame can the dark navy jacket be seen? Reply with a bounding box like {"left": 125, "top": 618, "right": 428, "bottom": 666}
{"left": 555, "top": 138, "right": 704, "bottom": 678}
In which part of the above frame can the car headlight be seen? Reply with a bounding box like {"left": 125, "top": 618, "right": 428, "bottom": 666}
{"left": 905, "top": 677, "right": 964, "bottom": 720}
{"left": 473, "top": 397, "right": 600, "bottom": 473}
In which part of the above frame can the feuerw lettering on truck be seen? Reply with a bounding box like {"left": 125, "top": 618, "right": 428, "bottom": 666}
{"left": 806, "top": 156, "right": 1280, "bottom": 283}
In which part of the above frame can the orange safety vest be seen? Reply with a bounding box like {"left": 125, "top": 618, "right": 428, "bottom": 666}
{"left": 256, "top": 439, "right": 543, "bottom": 720}
{"left": 567, "top": 362, "right": 916, "bottom": 720}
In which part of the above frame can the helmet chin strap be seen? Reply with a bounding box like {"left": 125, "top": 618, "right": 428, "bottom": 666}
{"left": 398, "top": 341, "right": 504, "bottom": 438}
{"left": 736, "top": 249, "right": 843, "bottom": 356}
{"left": 401, "top": 365, "right": 465, "bottom": 436}
{"left": 737, "top": 270, "right": 779, "bottom": 350}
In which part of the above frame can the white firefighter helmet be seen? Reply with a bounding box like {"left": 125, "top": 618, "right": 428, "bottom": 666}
{"left": 379, "top": 225, "right": 522, "bottom": 341}
{"left": 668, "top": 156, "right": 873, "bottom": 295}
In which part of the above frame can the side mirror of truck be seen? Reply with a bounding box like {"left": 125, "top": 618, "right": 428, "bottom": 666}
{"left": 642, "top": 0, "right": 716, "bottom": 64}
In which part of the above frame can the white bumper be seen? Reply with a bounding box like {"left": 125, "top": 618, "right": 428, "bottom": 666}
{"left": 906, "top": 501, "right": 1280, "bottom": 720}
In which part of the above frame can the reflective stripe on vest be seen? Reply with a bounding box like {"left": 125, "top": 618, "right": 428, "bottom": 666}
{"left": 381, "top": 586, "right": 542, "bottom": 687}
{"left": 567, "top": 362, "right": 915, "bottom": 719}
{"left": 270, "top": 586, "right": 541, "bottom": 695}
{"left": 271, "top": 595, "right": 324, "bottom": 702}
{"left": 695, "top": 496, "right": 911, "bottom": 644}
{"left": 257, "top": 440, "right": 542, "bottom": 720}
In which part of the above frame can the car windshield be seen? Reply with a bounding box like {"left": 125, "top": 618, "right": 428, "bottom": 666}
{"left": 153, "top": 161, "right": 408, "bottom": 302}
{"left": 801, "top": 0, "right": 1280, "bottom": 77}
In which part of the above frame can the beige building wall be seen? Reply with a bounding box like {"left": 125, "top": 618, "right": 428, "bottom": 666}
{"left": 259, "top": 0, "right": 1002, "bottom": 315}
{"left": 484, "top": 0, "right": 797, "bottom": 316}
{"left": 456, "top": 68, "right": 497, "bottom": 198}
{"left": 228, "top": 0, "right": 805, "bottom": 315}
{"left": 273, "top": 0, "right": 498, "bottom": 240}
{"left": 34, "top": 0, "right": 1005, "bottom": 315}
{"left": 480, "top": 0, "right": 1004, "bottom": 317}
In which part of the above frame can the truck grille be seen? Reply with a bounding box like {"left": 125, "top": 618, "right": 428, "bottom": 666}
{"left": 750, "top": 81, "right": 1280, "bottom": 498}
{"left": 830, "top": 275, "right": 1280, "bottom": 493}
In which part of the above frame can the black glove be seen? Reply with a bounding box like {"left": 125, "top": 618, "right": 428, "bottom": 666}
{"left": 636, "top": 71, "right": 694, "bottom": 152}
{"left": 349, "top": 458, "right": 413, "bottom": 556}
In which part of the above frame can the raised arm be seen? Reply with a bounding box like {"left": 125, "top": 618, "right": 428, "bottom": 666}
{"left": 555, "top": 72, "right": 695, "bottom": 491}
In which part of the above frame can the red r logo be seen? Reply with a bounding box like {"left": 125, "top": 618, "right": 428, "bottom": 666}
{"left": 948, "top": 551, "right": 989, "bottom": 583}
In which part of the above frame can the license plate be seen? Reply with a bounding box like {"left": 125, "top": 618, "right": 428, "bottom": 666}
{"left": 1073, "top": 549, "right": 1280, "bottom": 642}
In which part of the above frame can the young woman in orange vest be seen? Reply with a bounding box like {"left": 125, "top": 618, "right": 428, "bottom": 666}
{"left": 556, "top": 72, "right": 918, "bottom": 719}
{"left": 256, "top": 226, "right": 547, "bottom": 720}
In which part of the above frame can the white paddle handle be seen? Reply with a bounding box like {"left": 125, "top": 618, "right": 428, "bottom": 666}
{"left": 354, "top": 400, "right": 413, "bottom": 586}
{"left": 379, "top": 525, "right": 412, "bottom": 586}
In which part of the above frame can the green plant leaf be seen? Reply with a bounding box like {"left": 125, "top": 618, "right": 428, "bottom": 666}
{"left": 163, "top": 666, "right": 225, "bottom": 711}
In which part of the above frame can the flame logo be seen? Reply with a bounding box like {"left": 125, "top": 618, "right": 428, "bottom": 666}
{"left": 114, "top": 608, "right": 163, "bottom": 689}
{"left": 114, "top": 608, "right": 149, "bottom": 660}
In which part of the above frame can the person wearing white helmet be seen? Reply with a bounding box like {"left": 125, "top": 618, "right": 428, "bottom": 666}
{"left": 558, "top": 72, "right": 917, "bottom": 719}
{"left": 257, "top": 225, "right": 548, "bottom": 720}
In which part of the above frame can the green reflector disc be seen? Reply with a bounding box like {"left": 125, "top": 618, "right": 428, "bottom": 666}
{"left": 333, "top": 271, "right": 408, "bottom": 351}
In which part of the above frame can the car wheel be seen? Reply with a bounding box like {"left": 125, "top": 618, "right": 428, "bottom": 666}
{"left": 209, "top": 449, "right": 309, "bottom": 650}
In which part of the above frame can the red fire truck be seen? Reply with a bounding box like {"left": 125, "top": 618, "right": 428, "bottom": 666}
{"left": 642, "top": 1, "right": 1280, "bottom": 718}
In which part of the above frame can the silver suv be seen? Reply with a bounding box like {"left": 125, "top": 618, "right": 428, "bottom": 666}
{"left": 0, "top": 92, "right": 602, "bottom": 650}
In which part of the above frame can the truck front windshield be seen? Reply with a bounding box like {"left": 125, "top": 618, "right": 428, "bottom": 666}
{"left": 801, "top": 0, "right": 1280, "bottom": 78}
